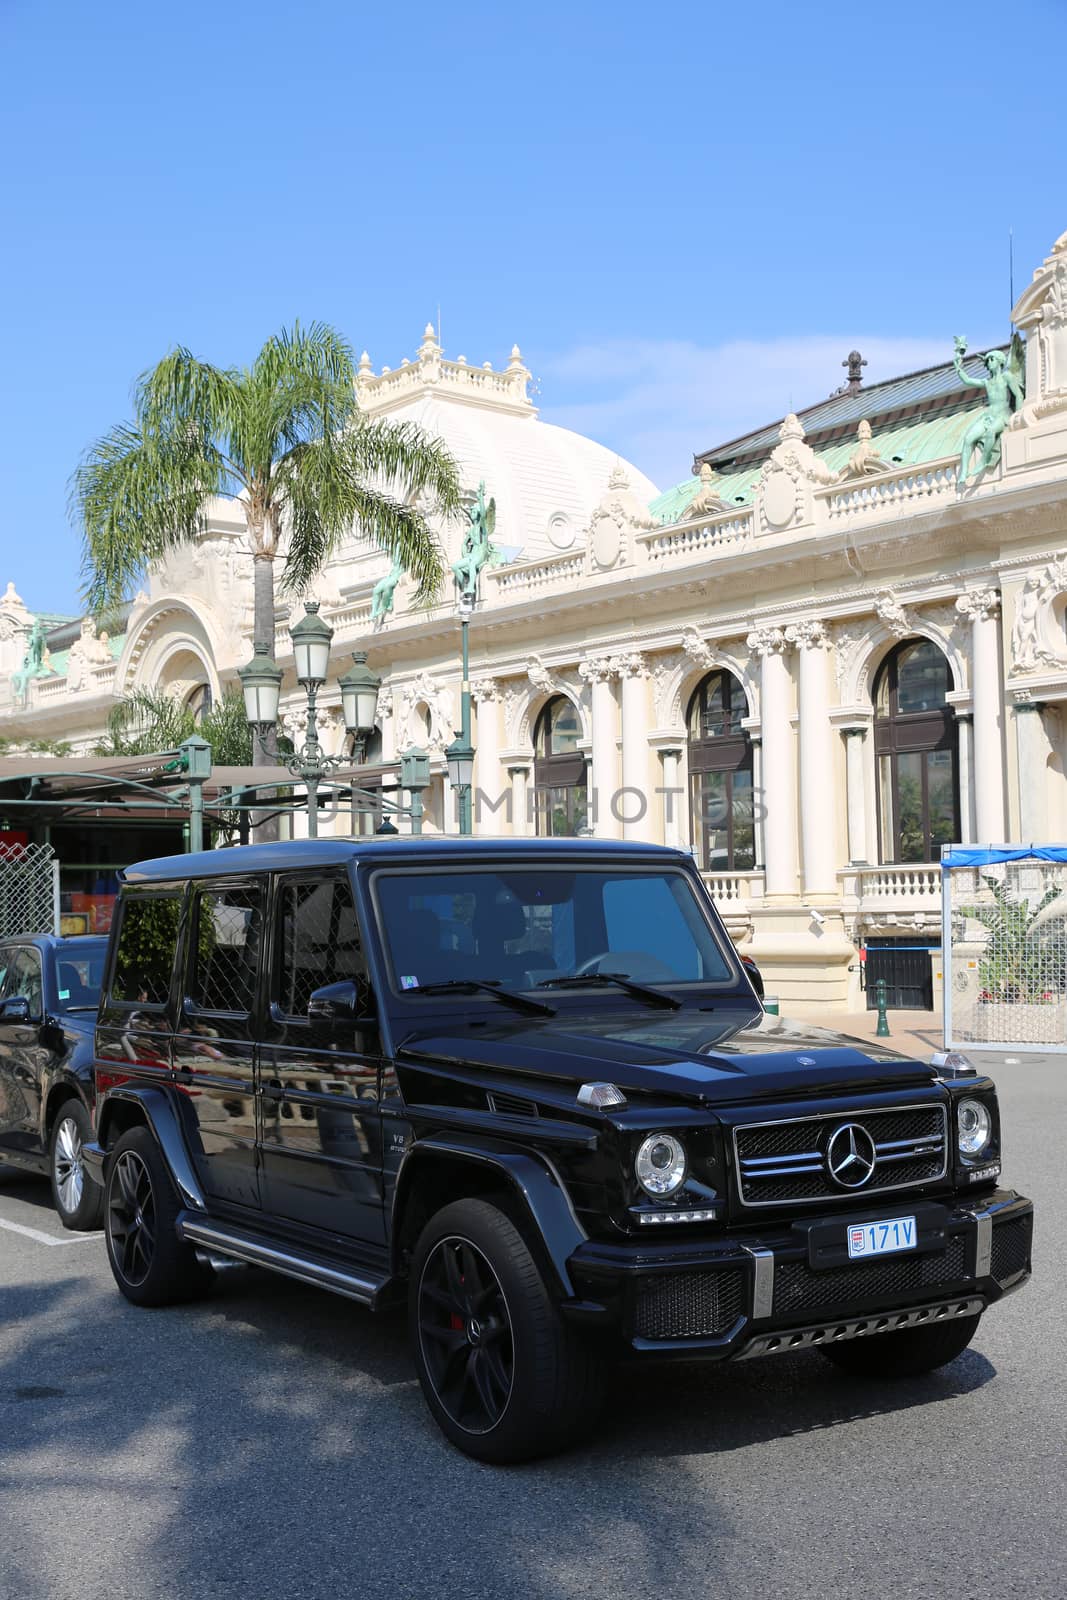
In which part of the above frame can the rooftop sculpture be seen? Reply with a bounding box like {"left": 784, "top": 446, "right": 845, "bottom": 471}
{"left": 452, "top": 481, "right": 497, "bottom": 602}
{"left": 953, "top": 334, "right": 1025, "bottom": 484}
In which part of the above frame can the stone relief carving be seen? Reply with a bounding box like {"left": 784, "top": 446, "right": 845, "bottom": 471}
{"left": 470, "top": 677, "right": 501, "bottom": 703}
{"left": 66, "top": 616, "right": 113, "bottom": 692}
{"left": 785, "top": 619, "right": 829, "bottom": 649}
{"left": 745, "top": 625, "right": 787, "bottom": 657}
{"left": 1007, "top": 558, "right": 1067, "bottom": 674}
{"left": 757, "top": 414, "right": 836, "bottom": 533}
{"left": 651, "top": 651, "right": 685, "bottom": 722}
{"left": 527, "top": 654, "right": 564, "bottom": 695}
{"left": 875, "top": 591, "right": 912, "bottom": 638}
{"left": 586, "top": 465, "right": 657, "bottom": 574}
{"left": 577, "top": 654, "right": 617, "bottom": 685}
{"left": 955, "top": 587, "right": 1001, "bottom": 623}
{"left": 610, "top": 651, "right": 648, "bottom": 679}
{"left": 399, "top": 671, "right": 453, "bottom": 753}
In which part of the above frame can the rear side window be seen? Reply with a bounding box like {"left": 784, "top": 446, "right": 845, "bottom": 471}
{"left": 275, "top": 877, "right": 365, "bottom": 1018}
{"left": 111, "top": 895, "right": 182, "bottom": 1006}
{"left": 189, "top": 885, "right": 262, "bottom": 1015}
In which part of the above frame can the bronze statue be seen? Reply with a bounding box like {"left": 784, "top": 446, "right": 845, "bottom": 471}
{"left": 954, "top": 334, "right": 1025, "bottom": 484}
{"left": 452, "top": 481, "right": 496, "bottom": 600}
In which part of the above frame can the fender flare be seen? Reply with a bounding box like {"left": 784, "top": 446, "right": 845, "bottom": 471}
{"left": 97, "top": 1086, "right": 207, "bottom": 1213}
{"left": 391, "top": 1135, "right": 587, "bottom": 1298}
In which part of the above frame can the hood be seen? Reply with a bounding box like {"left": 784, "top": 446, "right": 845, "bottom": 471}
{"left": 397, "top": 1005, "right": 934, "bottom": 1105}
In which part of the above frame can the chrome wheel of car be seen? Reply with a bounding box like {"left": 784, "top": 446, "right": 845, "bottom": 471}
{"left": 107, "top": 1150, "right": 156, "bottom": 1287}
{"left": 53, "top": 1116, "right": 85, "bottom": 1216}
{"left": 417, "top": 1235, "right": 514, "bottom": 1435}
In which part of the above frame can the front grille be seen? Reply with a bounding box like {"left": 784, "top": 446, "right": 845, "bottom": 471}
{"left": 734, "top": 1103, "right": 947, "bottom": 1207}
{"left": 990, "top": 1214, "right": 1032, "bottom": 1283}
{"left": 634, "top": 1268, "right": 746, "bottom": 1340}
{"left": 774, "top": 1235, "right": 968, "bottom": 1317}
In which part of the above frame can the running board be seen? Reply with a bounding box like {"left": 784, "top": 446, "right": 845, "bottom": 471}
{"left": 176, "top": 1213, "right": 390, "bottom": 1307}
{"left": 736, "top": 1295, "right": 985, "bottom": 1359}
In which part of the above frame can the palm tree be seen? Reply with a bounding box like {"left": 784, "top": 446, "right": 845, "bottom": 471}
{"left": 72, "top": 322, "right": 461, "bottom": 762}
{"left": 95, "top": 687, "right": 263, "bottom": 766}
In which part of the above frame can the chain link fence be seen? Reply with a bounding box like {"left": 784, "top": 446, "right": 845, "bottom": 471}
{"left": 943, "top": 845, "right": 1067, "bottom": 1053}
{"left": 0, "top": 841, "right": 60, "bottom": 939}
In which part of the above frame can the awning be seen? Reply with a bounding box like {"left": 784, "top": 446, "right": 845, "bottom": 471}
{"left": 941, "top": 845, "right": 1067, "bottom": 869}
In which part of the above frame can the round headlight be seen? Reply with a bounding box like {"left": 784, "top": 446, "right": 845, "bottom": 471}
{"left": 957, "top": 1098, "right": 992, "bottom": 1156}
{"left": 635, "top": 1133, "right": 687, "bottom": 1197}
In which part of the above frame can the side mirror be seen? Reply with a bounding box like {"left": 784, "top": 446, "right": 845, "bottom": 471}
{"left": 307, "top": 980, "right": 364, "bottom": 1022}
{"left": 0, "top": 996, "right": 32, "bottom": 1024}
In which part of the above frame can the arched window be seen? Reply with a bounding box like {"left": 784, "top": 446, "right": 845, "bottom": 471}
{"left": 184, "top": 682, "right": 213, "bottom": 724}
{"left": 873, "top": 639, "right": 959, "bottom": 863}
{"left": 533, "top": 696, "right": 588, "bottom": 836}
{"left": 687, "top": 671, "right": 755, "bottom": 871}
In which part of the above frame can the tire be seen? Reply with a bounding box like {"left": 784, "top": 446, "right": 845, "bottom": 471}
{"left": 103, "top": 1126, "right": 213, "bottom": 1308}
{"left": 49, "top": 1098, "right": 104, "bottom": 1232}
{"left": 409, "top": 1197, "right": 606, "bottom": 1464}
{"left": 818, "top": 1312, "right": 982, "bottom": 1379}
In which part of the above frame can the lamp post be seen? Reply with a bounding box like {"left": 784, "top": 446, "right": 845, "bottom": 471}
{"left": 449, "top": 589, "right": 476, "bottom": 835}
{"left": 240, "top": 601, "right": 381, "bottom": 840}
{"left": 399, "top": 746, "right": 431, "bottom": 836}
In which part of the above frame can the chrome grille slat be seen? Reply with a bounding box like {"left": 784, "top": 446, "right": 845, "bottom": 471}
{"left": 733, "top": 1103, "right": 948, "bottom": 1207}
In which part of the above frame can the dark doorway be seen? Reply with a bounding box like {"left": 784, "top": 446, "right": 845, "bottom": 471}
{"left": 864, "top": 936, "right": 938, "bottom": 1010}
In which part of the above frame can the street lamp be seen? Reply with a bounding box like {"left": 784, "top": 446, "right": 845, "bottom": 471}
{"left": 338, "top": 651, "right": 382, "bottom": 762}
{"left": 452, "top": 587, "right": 477, "bottom": 836}
{"left": 240, "top": 601, "right": 383, "bottom": 839}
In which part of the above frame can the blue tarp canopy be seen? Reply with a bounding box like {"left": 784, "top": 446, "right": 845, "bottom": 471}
{"left": 941, "top": 845, "right": 1067, "bottom": 870}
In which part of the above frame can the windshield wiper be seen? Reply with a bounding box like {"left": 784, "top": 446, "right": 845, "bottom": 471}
{"left": 537, "top": 972, "right": 680, "bottom": 1010}
{"left": 403, "top": 979, "right": 555, "bottom": 1017}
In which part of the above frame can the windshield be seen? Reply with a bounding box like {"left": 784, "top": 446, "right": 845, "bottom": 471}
{"left": 373, "top": 866, "right": 736, "bottom": 997}
{"left": 55, "top": 942, "right": 106, "bottom": 1011}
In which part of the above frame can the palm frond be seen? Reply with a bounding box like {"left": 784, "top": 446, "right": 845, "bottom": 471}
{"left": 73, "top": 422, "right": 226, "bottom": 613}
{"left": 344, "top": 416, "right": 463, "bottom": 520}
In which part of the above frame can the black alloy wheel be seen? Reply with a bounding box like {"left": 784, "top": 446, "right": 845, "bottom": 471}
{"left": 108, "top": 1148, "right": 156, "bottom": 1287}
{"left": 409, "top": 1197, "right": 606, "bottom": 1463}
{"left": 103, "top": 1126, "right": 213, "bottom": 1307}
{"left": 417, "top": 1235, "right": 515, "bottom": 1435}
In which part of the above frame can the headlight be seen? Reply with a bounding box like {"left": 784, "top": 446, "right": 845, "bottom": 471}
{"left": 635, "top": 1133, "right": 687, "bottom": 1197}
{"left": 957, "top": 1098, "right": 992, "bottom": 1156}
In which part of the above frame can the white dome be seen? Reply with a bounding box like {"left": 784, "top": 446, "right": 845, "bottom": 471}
{"left": 353, "top": 328, "right": 659, "bottom": 564}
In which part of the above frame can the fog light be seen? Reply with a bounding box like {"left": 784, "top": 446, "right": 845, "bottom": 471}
{"left": 635, "top": 1133, "right": 687, "bottom": 1197}
{"left": 957, "top": 1098, "right": 992, "bottom": 1156}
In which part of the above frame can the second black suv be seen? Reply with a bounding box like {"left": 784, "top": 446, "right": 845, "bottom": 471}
{"left": 85, "top": 840, "right": 1032, "bottom": 1461}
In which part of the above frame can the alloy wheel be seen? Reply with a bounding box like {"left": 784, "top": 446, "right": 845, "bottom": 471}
{"left": 417, "top": 1235, "right": 515, "bottom": 1435}
{"left": 53, "top": 1116, "right": 84, "bottom": 1216}
{"left": 108, "top": 1151, "right": 156, "bottom": 1287}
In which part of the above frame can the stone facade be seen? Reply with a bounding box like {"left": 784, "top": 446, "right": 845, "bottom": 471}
{"left": 8, "top": 234, "right": 1067, "bottom": 1012}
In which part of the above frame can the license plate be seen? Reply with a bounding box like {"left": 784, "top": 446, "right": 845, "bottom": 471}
{"left": 846, "top": 1216, "right": 917, "bottom": 1259}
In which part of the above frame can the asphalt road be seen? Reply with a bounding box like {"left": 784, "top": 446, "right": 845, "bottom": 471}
{"left": 1, "top": 1055, "right": 1063, "bottom": 1600}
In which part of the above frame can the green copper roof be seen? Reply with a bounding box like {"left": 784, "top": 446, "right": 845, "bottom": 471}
{"left": 651, "top": 401, "right": 984, "bottom": 526}
{"left": 42, "top": 631, "right": 126, "bottom": 681}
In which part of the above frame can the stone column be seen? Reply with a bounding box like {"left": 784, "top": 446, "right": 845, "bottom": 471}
{"left": 955, "top": 710, "right": 976, "bottom": 844}
{"left": 471, "top": 679, "right": 501, "bottom": 836}
{"left": 841, "top": 725, "right": 870, "bottom": 865}
{"left": 1013, "top": 693, "right": 1050, "bottom": 841}
{"left": 789, "top": 621, "right": 837, "bottom": 897}
{"left": 508, "top": 762, "right": 531, "bottom": 836}
{"left": 657, "top": 746, "right": 684, "bottom": 847}
{"left": 747, "top": 626, "right": 797, "bottom": 898}
{"left": 578, "top": 655, "right": 620, "bottom": 838}
{"left": 378, "top": 686, "right": 396, "bottom": 765}
{"left": 616, "top": 652, "right": 650, "bottom": 839}
{"left": 956, "top": 588, "right": 1006, "bottom": 842}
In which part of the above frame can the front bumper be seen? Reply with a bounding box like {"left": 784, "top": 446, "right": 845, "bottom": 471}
{"left": 564, "top": 1189, "right": 1033, "bottom": 1359}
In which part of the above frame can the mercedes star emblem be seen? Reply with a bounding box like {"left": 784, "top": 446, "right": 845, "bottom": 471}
{"left": 826, "top": 1122, "right": 877, "bottom": 1188}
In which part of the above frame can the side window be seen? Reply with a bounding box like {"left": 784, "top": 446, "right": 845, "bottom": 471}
{"left": 111, "top": 896, "right": 183, "bottom": 1006}
{"left": 2, "top": 949, "right": 43, "bottom": 1015}
{"left": 189, "top": 885, "right": 262, "bottom": 1015}
{"left": 275, "top": 877, "right": 367, "bottom": 1018}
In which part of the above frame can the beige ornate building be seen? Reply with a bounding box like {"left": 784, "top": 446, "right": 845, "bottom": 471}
{"left": 7, "top": 232, "right": 1067, "bottom": 1013}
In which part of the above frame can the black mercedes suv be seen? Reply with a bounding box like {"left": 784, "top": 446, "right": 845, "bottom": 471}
{"left": 84, "top": 839, "right": 1032, "bottom": 1461}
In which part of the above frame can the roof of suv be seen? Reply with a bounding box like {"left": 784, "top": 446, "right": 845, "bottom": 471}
{"left": 123, "top": 836, "right": 690, "bottom": 884}
{"left": 0, "top": 933, "right": 108, "bottom": 951}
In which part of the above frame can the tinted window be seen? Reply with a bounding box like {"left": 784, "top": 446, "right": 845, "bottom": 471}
{"left": 374, "top": 867, "right": 734, "bottom": 991}
{"left": 1, "top": 948, "right": 43, "bottom": 1015}
{"left": 275, "top": 877, "right": 365, "bottom": 1017}
{"left": 55, "top": 944, "right": 106, "bottom": 1010}
{"left": 112, "top": 896, "right": 182, "bottom": 1005}
{"left": 190, "top": 886, "right": 262, "bottom": 1014}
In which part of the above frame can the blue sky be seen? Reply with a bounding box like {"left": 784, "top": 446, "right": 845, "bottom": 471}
{"left": 2, "top": 0, "right": 1065, "bottom": 615}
